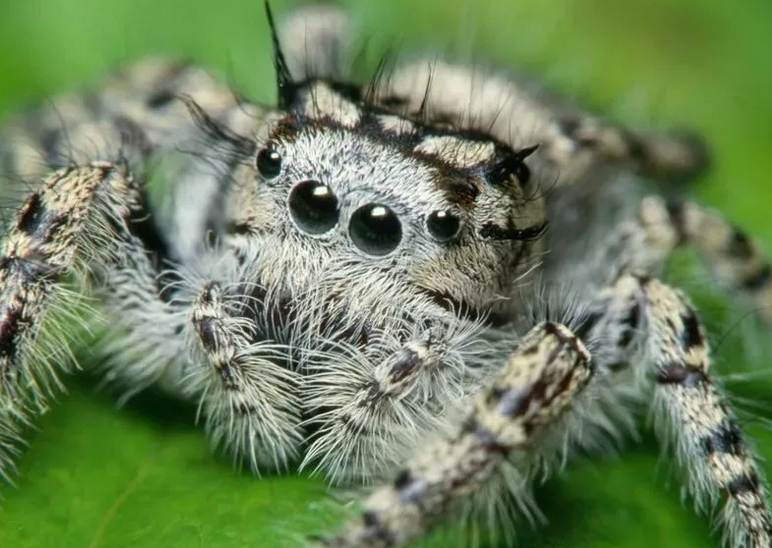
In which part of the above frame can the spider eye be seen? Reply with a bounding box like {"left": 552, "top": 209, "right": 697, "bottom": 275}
{"left": 256, "top": 143, "right": 282, "bottom": 179}
{"left": 288, "top": 180, "right": 339, "bottom": 234}
{"left": 349, "top": 204, "right": 402, "bottom": 256}
{"left": 426, "top": 210, "right": 461, "bottom": 242}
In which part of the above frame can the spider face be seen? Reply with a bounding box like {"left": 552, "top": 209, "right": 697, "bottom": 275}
{"left": 224, "top": 81, "right": 548, "bottom": 327}
{"left": 3, "top": 4, "right": 768, "bottom": 547}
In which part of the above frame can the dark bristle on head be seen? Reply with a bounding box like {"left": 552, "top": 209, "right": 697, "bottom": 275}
{"left": 416, "top": 63, "right": 435, "bottom": 122}
{"left": 479, "top": 221, "right": 549, "bottom": 242}
{"left": 179, "top": 95, "right": 254, "bottom": 157}
{"left": 264, "top": 0, "right": 296, "bottom": 108}
{"left": 364, "top": 50, "right": 397, "bottom": 104}
{"left": 488, "top": 144, "right": 539, "bottom": 187}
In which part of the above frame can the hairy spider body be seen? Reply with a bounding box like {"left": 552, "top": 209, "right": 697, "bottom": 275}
{"left": 0, "top": 3, "right": 770, "bottom": 547}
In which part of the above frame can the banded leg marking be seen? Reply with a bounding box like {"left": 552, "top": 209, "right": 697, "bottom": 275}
{"left": 640, "top": 196, "right": 772, "bottom": 323}
{"left": 640, "top": 276, "right": 772, "bottom": 548}
{"left": 0, "top": 163, "right": 144, "bottom": 477}
{"left": 189, "top": 281, "right": 301, "bottom": 471}
{"left": 322, "top": 322, "right": 593, "bottom": 548}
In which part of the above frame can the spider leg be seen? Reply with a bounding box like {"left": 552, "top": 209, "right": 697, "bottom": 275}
{"left": 299, "top": 316, "right": 498, "bottom": 485}
{"left": 598, "top": 273, "right": 772, "bottom": 548}
{"left": 0, "top": 162, "right": 183, "bottom": 479}
{"left": 638, "top": 196, "right": 772, "bottom": 322}
{"left": 319, "top": 321, "right": 593, "bottom": 548}
{"left": 573, "top": 200, "right": 772, "bottom": 546}
{"left": 188, "top": 280, "right": 302, "bottom": 472}
{"left": 0, "top": 54, "right": 274, "bottom": 480}
{"left": 551, "top": 115, "right": 709, "bottom": 184}
{"left": 585, "top": 195, "right": 772, "bottom": 322}
{"left": 316, "top": 265, "right": 772, "bottom": 547}
{"left": 0, "top": 58, "right": 246, "bottom": 183}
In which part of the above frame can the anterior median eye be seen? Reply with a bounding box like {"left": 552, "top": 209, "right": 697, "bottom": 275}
{"left": 349, "top": 203, "right": 402, "bottom": 256}
{"left": 288, "top": 180, "right": 339, "bottom": 234}
{"left": 426, "top": 210, "right": 461, "bottom": 242}
{"left": 256, "top": 143, "right": 282, "bottom": 179}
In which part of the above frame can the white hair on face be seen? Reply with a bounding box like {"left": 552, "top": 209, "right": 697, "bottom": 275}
{"left": 0, "top": 3, "right": 765, "bottom": 547}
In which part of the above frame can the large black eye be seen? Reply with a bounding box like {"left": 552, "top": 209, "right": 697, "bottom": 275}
{"left": 256, "top": 144, "right": 282, "bottom": 179}
{"left": 426, "top": 210, "right": 461, "bottom": 242}
{"left": 349, "top": 204, "right": 402, "bottom": 256}
{"left": 288, "top": 180, "right": 339, "bottom": 234}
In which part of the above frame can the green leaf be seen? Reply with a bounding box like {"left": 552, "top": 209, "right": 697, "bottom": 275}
{"left": 1, "top": 0, "right": 772, "bottom": 547}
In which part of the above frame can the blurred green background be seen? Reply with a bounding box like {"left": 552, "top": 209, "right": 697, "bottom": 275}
{"left": 1, "top": 0, "right": 771, "bottom": 547}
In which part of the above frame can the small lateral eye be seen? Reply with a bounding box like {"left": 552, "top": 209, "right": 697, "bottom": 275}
{"left": 426, "top": 210, "right": 461, "bottom": 242}
{"left": 349, "top": 203, "right": 402, "bottom": 256}
{"left": 256, "top": 143, "right": 282, "bottom": 179}
{"left": 288, "top": 180, "right": 339, "bottom": 234}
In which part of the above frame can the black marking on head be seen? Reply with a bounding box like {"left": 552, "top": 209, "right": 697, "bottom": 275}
{"left": 487, "top": 145, "right": 538, "bottom": 187}
{"left": 272, "top": 103, "right": 496, "bottom": 209}
{"left": 436, "top": 177, "right": 480, "bottom": 207}
{"left": 479, "top": 221, "right": 548, "bottom": 242}
{"left": 325, "top": 80, "right": 362, "bottom": 104}
{"left": 264, "top": 1, "right": 296, "bottom": 109}
{"left": 268, "top": 81, "right": 549, "bottom": 221}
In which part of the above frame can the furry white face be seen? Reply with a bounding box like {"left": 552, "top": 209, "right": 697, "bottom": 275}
{"left": 222, "top": 80, "right": 547, "bottom": 321}
{"left": 1, "top": 3, "right": 771, "bottom": 547}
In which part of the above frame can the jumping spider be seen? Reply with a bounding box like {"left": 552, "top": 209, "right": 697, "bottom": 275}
{"left": 1, "top": 2, "right": 771, "bottom": 547}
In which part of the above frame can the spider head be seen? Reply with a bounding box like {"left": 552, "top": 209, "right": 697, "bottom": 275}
{"left": 216, "top": 79, "right": 546, "bottom": 321}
